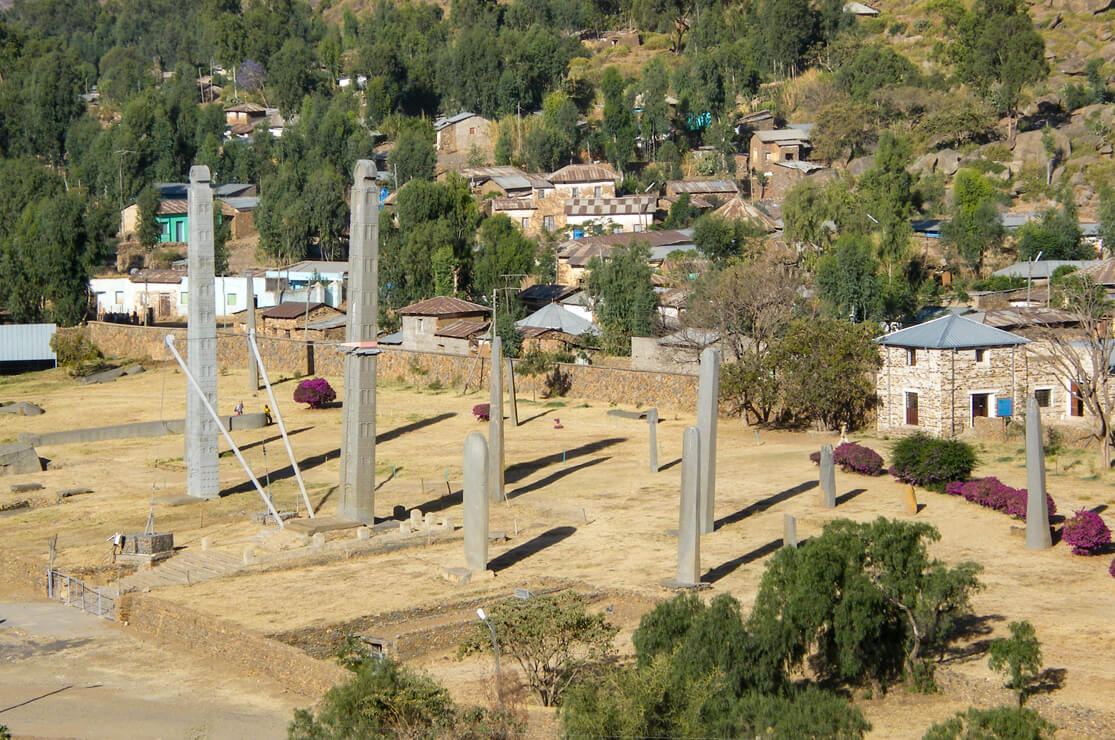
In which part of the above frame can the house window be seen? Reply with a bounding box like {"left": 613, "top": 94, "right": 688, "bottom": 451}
{"left": 115, "top": 291, "right": 124, "bottom": 305}
{"left": 418, "top": 318, "right": 425, "bottom": 332}
{"left": 1034, "top": 388, "right": 1052, "bottom": 408}
{"left": 594, "top": 186, "right": 602, "bottom": 198}
{"left": 521, "top": 218, "right": 529, "bottom": 229}
{"left": 971, "top": 393, "right": 991, "bottom": 422}
{"left": 571, "top": 187, "right": 580, "bottom": 198}
{"left": 161, "top": 222, "right": 170, "bottom": 239}
{"left": 906, "top": 348, "right": 916, "bottom": 366}
{"left": 181, "top": 292, "right": 188, "bottom": 304}
{"left": 785, "top": 151, "right": 795, "bottom": 161}
{"left": 543, "top": 215, "right": 555, "bottom": 231}
{"left": 905, "top": 392, "right": 919, "bottom": 425}
{"left": 227, "top": 293, "right": 237, "bottom": 306}
{"left": 469, "top": 127, "right": 476, "bottom": 135}
{"left": 975, "top": 348, "right": 988, "bottom": 363}
{"left": 633, "top": 224, "right": 643, "bottom": 232}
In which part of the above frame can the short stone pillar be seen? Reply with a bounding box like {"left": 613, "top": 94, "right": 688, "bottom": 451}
{"left": 1025, "top": 398, "right": 1053, "bottom": 549}
{"left": 697, "top": 349, "right": 720, "bottom": 533}
{"left": 647, "top": 408, "right": 659, "bottom": 473}
{"left": 463, "top": 433, "right": 490, "bottom": 573}
{"left": 783, "top": 514, "right": 798, "bottom": 548}
{"left": 489, "top": 338, "right": 505, "bottom": 503}
{"left": 819, "top": 444, "right": 836, "bottom": 508}
{"left": 664, "top": 426, "right": 701, "bottom": 588}
{"left": 904, "top": 484, "right": 918, "bottom": 515}
{"left": 505, "top": 358, "right": 518, "bottom": 427}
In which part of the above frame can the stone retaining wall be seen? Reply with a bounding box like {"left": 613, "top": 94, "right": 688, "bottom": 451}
{"left": 119, "top": 593, "right": 350, "bottom": 698}
{"left": 87, "top": 322, "right": 702, "bottom": 413}
{"left": 21, "top": 413, "right": 268, "bottom": 447}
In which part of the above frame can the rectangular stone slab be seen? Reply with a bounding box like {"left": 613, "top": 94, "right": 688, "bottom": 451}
{"left": 285, "top": 516, "right": 365, "bottom": 535}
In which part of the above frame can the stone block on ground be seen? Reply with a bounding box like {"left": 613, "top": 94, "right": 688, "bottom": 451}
{"left": 356, "top": 526, "right": 371, "bottom": 540}
{"left": 0, "top": 402, "right": 44, "bottom": 416}
{"left": 904, "top": 484, "right": 918, "bottom": 515}
{"left": 0, "top": 442, "right": 43, "bottom": 476}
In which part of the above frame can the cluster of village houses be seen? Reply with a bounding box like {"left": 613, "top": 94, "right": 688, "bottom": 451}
{"left": 85, "top": 101, "right": 1115, "bottom": 441}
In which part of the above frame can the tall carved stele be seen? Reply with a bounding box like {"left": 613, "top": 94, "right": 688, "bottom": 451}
{"left": 338, "top": 160, "right": 380, "bottom": 524}
{"left": 186, "top": 165, "right": 219, "bottom": 499}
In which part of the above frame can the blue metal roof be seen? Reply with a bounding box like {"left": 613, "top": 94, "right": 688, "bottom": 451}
{"left": 874, "top": 314, "right": 1030, "bottom": 349}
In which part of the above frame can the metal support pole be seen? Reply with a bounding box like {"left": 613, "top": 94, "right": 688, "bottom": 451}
{"left": 164, "top": 335, "right": 285, "bottom": 528}
{"left": 478, "top": 609, "right": 503, "bottom": 707}
{"left": 248, "top": 330, "right": 313, "bottom": 517}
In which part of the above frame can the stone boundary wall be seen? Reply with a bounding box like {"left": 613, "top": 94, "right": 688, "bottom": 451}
{"left": 87, "top": 322, "right": 702, "bottom": 413}
{"left": 20, "top": 413, "right": 267, "bottom": 447}
{"left": 119, "top": 593, "right": 350, "bottom": 698}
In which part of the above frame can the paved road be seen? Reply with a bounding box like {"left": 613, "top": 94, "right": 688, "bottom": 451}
{"left": 0, "top": 599, "right": 301, "bottom": 739}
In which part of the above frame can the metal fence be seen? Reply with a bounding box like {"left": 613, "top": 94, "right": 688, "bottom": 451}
{"left": 47, "top": 570, "right": 117, "bottom": 621}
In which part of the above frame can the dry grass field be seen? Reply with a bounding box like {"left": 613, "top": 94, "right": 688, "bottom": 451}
{"left": 1, "top": 362, "right": 1114, "bottom": 738}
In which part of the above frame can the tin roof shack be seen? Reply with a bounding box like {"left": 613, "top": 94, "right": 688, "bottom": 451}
{"left": 259, "top": 302, "right": 341, "bottom": 338}
{"left": 548, "top": 164, "right": 620, "bottom": 199}
{"left": 516, "top": 303, "right": 599, "bottom": 353}
{"left": 434, "top": 112, "right": 495, "bottom": 158}
{"left": 664, "top": 180, "right": 739, "bottom": 211}
{"left": 874, "top": 314, "right": 1055, "bottom": 437}
{"left": 556, "top": 229, "right": 695, "bottom": 286}
{"left": 398, "top": 297, "right": 491, "bottom": 355}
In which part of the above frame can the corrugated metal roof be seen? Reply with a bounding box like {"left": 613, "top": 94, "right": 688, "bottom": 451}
{"left": 518, "top": 284, "right": 580, "bottom": 304}
{"left": 1075, "top": 259, "right": 1115, "bottom": 285}
{"left": 775, "top": 160, "right": 826, "bottom": 172}
{"left": 980, "top": 307, "right": 1083, "bottom": 329}
{"left": 492, "top": 197, "right": 536, "bottom": 211}
{"left": 755, "top": 127, "right": 813, "bottom": 143}
{"left": 516, "top": 304, "right": 598, "bottom": 336}
{"left": 435, "top": 318, "right": 490, "bottom": 338}
{"left": 491, "top": 174, "right": 532, "bottom": 190}
{"left": 460, "top": 166, "right": 526, "bottom": 179}
{"left": 991, "top": 260, "right": 1101, "bottom": 280}
{"left": 158, "top": 199, "right": 188, "bottom": 215}
{"left": 261, "top": 302, "right": 326, "bottom": 319}
{"left": 226, "top": 103, "right": 266, "bottom": 113}
{"left": 398, "top": 296, "right": 490, "bottom": 316}
{"left": 712, "top": 197, "right": 780, "bottom": 231}
{"left": 434, "top": 111, "right": 483, "bottom": 130}
{"left": 0, "top": 324, "right": 56, "bottom": 363}
{"left": 307, "top": 314, "right": 348, "bottom": 330}
{"left": 129, "top": 269, "right": 183, "bottom": 284}
{"left": 843, "top": 2, "right": 880, "bottom": 14}
{"left": 875, "top": 314, "right": 1030, "bottom": 349}
{"left": 565, "top": 195, "right": 655, "bottom": 217}
{"left": 666, "top": 180, "right": 738, "bottom": 195}
{"left": 549, "top": 164, "right": 619, "bottom": 184}
{"left": 268, "top": 261, "right": 348, "bottom": 277}
{"left": 558, "top": 229, "right": 695, "bottom": 266}
{"left": 218, "top": 196, "right": 259, "bottom": 211}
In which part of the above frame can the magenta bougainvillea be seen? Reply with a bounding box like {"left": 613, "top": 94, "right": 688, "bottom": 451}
{"left": 293, "top": 377, "right": 336, "bottom": 408}
{"left": 808, "top": 442, "right": 885, "bottom": 476}
{"left": 472, "top": 403, "right": 490, "bottom": 422}
{"left": 943, "top": 477, "right": 1057, "bottom": 521}
{"left": 1062, "top": 509, "right": 1112, "bottom": 555}
{"left": 1109, "top": 556, "right": 1115, "bottom": 578}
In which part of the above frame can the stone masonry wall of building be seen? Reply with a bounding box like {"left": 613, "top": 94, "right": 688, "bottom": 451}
{"left": 87, "top": 322, "right": 702, "bottom": 413}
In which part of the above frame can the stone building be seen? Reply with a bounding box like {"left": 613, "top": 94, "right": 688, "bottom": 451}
{"left": 434, "top": 112, "right": 495, "bottom": 156}
{"left": 398, "top": 296, "right": 491, "bottom": 355}
{"left": 259, "top": 302, "right": 342, "bottom": 338}
{"left": 875, "top": 314, "right": 1076, "bottom": 437}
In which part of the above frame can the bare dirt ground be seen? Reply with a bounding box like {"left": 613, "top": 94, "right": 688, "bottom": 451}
{"left": 1, "top": 363, "right": 1114, "bottom": 738}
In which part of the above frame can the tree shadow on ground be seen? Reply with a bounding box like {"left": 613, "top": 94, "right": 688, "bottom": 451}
{"left": 508, "top": 457, "right": 610, "bottom": 499}
{"left": 488, "top": 526, "right": 577, "bottom": 572}
{"left": 701, "top": 538, "right": 783, "bottom": 583}
{"left": 505, "top": 438, "right": 625, "bottom": 484}
{"left": 715, "top": 481, "right": 817, "bottom": 530}
{"left": 1030, "top": 667, "right": 1068, "bottom": 697}
{"left": 938, "top": 613, "right": 1006, "bottom": 663}
{"left": 835, "top": 488, "right": 867, "bottom": 506}
{"left": 377, "top": 413, "right": 456, "bottom": 444}
{"left": 520, "top": 408, "right": 555, "bottom": 425}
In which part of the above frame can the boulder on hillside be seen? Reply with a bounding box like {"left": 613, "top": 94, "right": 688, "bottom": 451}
{"left": 909, "top": 152, "right": 938, "bottom": 176}
{"left": 1012, "top": 128, "right": 1072, "bottom": 164}
{"left": 937, "top": 149, "right": 962, "bottom": 175}
{"left": 847, "top": 155, "right": 874, "bottom": 177}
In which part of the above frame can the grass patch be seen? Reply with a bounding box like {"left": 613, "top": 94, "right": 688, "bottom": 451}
{"left": 545, "top": 401, "right": 566, "bottom": 407}
{"left": 996, "top": 456, "right": 1014, "bottom": 463}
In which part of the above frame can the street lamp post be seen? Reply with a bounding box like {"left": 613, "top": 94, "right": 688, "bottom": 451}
{"left": 476, "top": 608, "right": 503, "bottom": 707}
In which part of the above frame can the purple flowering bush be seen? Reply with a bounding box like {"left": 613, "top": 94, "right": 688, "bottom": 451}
{"left": 944, "top": 477, "right": 1057, "bottom": 521}
{"left": 293, "top": 377, "right": 336, "bottom": 408}
{"left": 472, "top": 403, "right": 490, "bottom": 422}
{"left": 1062, "top": 509, "right": 1111, "bottom": 555}
{"left": 1109, "top": 557, "right": 1115, "bottom": 578}
{"left": 808, "top": 443, "right": 885, "bottom": 476}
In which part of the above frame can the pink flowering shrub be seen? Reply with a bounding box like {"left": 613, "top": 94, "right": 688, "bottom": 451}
{"left": 1109, "top": 557, "right": 1115, "bottom": 578}
{"left": 808, "top": 442, "right": 885, "bottom": 476}
{"left": 1062, "top": 509, "right": 1111, "bottom": 555}
{"left": 943, "top": 477, "right": 1057, "bottom": 521}
{"left": 472, "top": 403, "right": 490, "bottom": 422}
{"left": 292, "top": 377, "right": 336, "bottom": 408}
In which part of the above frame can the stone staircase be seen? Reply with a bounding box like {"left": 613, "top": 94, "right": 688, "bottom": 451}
{"left": 116, "top": 549, "right": 244, "bottom": 592}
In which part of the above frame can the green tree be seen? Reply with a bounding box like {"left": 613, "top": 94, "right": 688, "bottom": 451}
{"left": 693, "top": 215, "right": 765, "bottom": 263}
{"left": 953, "top": 0, "right": 1048, "bottom": 138}
{"left": 760, "top": 0, "right": 818, "bottom": 75}
{"left": 585, "top": 242, "right": 657, "bottom": 355}
{"left": 923, "top": 706, "right": 1055, "bottom": 740}
{"left": 98, "top": 45, "right": 152, "bottom": 105}
{"left": 269, "top": 38, "right": 322, "bottom": 117}
{"left": 1097, "top": 185, "right": 1115, "bottom": 257}
{"left": 664, "top": 192, "right": 701, "bottom": 229}
{"left": 770, "top": 318, "right": 882, "bottom": 430}
{"left": 987, "top": 621, "right": 1043, "bottom": 706}
{"left": 136, "top": 184, "right": 162, "bottom": 249}
{"left": 639, "top": 57, "right": 670, "bottom": 160}
{"left": 749, "top": 518, "right": 982, "bottom": 689}
{"left": 942, "top": 169, "right": 1004, "bottom": 273}
{"left": 836, "top": 45, "right": 920, "bottom": 101}
{"left": 388, "top": 127, "right": 436, "bottom": 186}
{"left": 458, "top": 591, "right": 618, "bottom": 707}
{"left": 600, "top": 66, "right": 636, "bottom": 173}
{"left": 1016, "top": 203, "right": 1087, "bottom": 261}
{"left": 815, "top": 235, "right": 879, "bottom": 322}
{"left": 812, "top": 102, "right": 878, "bottom": 163}
{"left": 857, "top": 131, "right": 915, "bottom": 276}
{"left": 472, "top": 215, "right": 537, "bottom": 301}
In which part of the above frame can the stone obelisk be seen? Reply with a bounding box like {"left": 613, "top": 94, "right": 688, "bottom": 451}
{"left": 245, "top": 275, "right": 258, "bottom": 393}
{"left": 338, "top": 160, "right": 380, "bottom": 524}
{"left": 697, "top": 348, "right": 720, "bottom": 533}
{"left": 675, "top": 426, "right": 701, "bottom": 585}
{"left": 647, "top": 407, "right": 659, "bottom": 473}
{"left": 489, "top": 336, "right": 505, "bottom": 503}
{"left": 1025, "top": 397, "right": 1052, "bottom": 549}
{"left": 186, "top": 165, "right": 219, "bottom": 499}
{"left": 463, "top": 432, "right": 490, "bottom": 573}
{"left": 820, "top": 444, "right": 836, "bottom": 508}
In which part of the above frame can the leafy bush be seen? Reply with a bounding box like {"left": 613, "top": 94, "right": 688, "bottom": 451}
{"left": 472, "top": 403, "right": 490, "bottom": 421}
{"left": 809, "top": 442, "right": 885, "bottom": 476}
{"left": 50, "top": 328, "right": 107, "bottom": 376}
{"left": 292, "top": 377, "right": 336, "bottom": 408}
{"left": 889, "top": 434, "right": 977, "bottom": 491}
{"left": 944, "top": 478, "right": 1056, "bottom": 521}
{"left": 1061, "top": 509, "right": 1111, "bottom": 555}
{"left": 922, "top": 706, "right": 1055, "bottom": 740}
